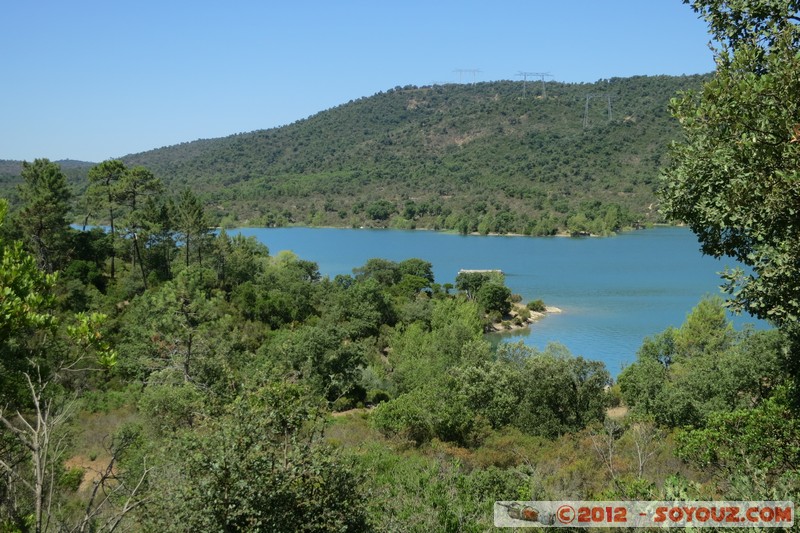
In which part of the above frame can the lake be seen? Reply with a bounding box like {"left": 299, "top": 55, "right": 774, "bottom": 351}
{"left": 230, "top": 226, "right": 764, "bottom": 375}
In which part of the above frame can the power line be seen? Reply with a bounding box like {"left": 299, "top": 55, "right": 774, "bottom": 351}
{"left": 454, "top": 68, "right": 481, "bottom": 84}
{"left": 583, "top": 93, "right": 615, "bottom": 128}
{"left": 517, "top": 71, "right": 552, "bottom": 97}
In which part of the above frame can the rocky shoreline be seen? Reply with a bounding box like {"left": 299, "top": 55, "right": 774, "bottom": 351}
{"left": 487, "top": 302, "right": 562, "bottom": 333}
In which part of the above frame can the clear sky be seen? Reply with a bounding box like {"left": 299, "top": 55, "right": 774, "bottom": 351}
{"left": 1, "top": 1, "right": 716, "bottom": 163}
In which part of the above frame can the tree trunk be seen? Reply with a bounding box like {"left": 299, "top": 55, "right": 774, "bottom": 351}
{"left": 109, "top": 204, "right": 116, "bottom": 279}
{"left": 133, "top": 233, "right": 148, "bottom": 289}
{"left": 184, "top": 333, "right": 192, "bottom": 382}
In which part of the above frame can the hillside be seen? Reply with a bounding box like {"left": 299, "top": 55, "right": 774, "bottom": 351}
{"left": 121, "top": 75, "right": 706, "bottom": 234}
{"left": 0, "top": 159, "right": 94, "bottom": 205}
{"left": 3, "top": 74, "right": 709, "bottom": 235}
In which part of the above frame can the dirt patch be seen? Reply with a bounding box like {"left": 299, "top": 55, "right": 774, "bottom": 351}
{"left": 606, "top": 406, "right": 629, "bottom": 420}
{"left": 64, "top": 454, "right": 115, "bottom": 493}
{"left": 330, "top": 407, "right": 373, "bottom": 418}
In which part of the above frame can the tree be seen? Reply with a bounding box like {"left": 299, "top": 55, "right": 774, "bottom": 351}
{"left": 455, "top": 271, "right": 492, "bottom": 300}
{"left": 118, "top": 266, "right": 225, "bottom": 386}
{"left": 619, "top": 297, "right": 788, "bottom": 427}
{"left": 352, "top": 257, "right": 401, "bottom": 286}
{"left": 17, "top": 159, "right": 72, "bottom": 272}
{"left": 398, "top": 258, "right": 434, "bottom": 283}
{"left": 175, "top": 189, "right": 210, "bottom": 267}
{"left": 0, "top": 372, "right": 73, "bottom": 533}
{"left": 661, "top": 1, "right": 800, "bottom": 332}
{"left": 511, "top": 343, "right": 610, "bottom": 438}
{"left": 266, "top": 325, "right": 366, "bottom": 401}
{"left": 139, "top": 196, "right": 177, "bottom": 281}
{"left": 476, "top": 282, "right": 512, "bottom": 315}
{"left": 0, "top": 200, "right": 135, "bottom": 532}
{"left": 365, "top": 199, "right": 395, "bottom": 221}
{"left": 0, "top": 200, "right": 58, "bottom": 406}
{"left": 116, "top": 166, "right": 163, "bottom": 288}
{"left": 87, "top": 160, "right": 126, "bottom": 279}
{"left": 210, "top": 230, "right": 269, "bottom": 292}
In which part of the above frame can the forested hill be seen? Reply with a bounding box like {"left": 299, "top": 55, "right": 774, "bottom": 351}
{"left": 0, "top": 160, "right": 93, "bottom": 205}
{"left": 3, "top": 74, "right": 709, "bottom": 235}
{"left": 121, "top": 75, "right": 707, "bottom": 234}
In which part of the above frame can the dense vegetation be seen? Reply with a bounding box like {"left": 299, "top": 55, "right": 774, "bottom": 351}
{"left": 2, "top": 1, "right": 799, "bottom": 529}
{"left": 1, "top": 74, "right": 708, "bottom": 236}
{"left": 0, "top": 155, "right": 797, "bottom": 532}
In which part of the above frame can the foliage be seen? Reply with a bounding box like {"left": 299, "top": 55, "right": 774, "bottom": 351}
{"left": 476, "top": 282, "right": 512, "bottom": 315}
{"left": 506, "top": 343, "right": 611, "bottom": 438}
{"left": 375, "top": 341, "right": 610, "bottom": 445}
{"left": 265, "top": 324, "right": 367, "bottom": 401}
{"left": 145, "top": 382, "right": 369, "bottom": 532}
{"left": 619, "top": 297, "right": 788, "bottom": 427}
{"left": 675, "top": 386, "right": 800, "bottom": 495}
{"left": 527, "top": 298, "right": 546, "bottom": 312}
{"left": 354, "top": 441, "right": 530, "bottom": 532}
{"left": 662, "top": 1, "right": 800, "bottom": 328}
{"left": 17, "top": 159, "right": 72, "bottom": 273}
{"left": 0, "top": 200, "right": 59, "bottom": 405}
{"left": 371, "top": 388, "right": 435, "bottom": 445}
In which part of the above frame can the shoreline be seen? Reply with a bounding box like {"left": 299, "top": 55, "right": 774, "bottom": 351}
{"left": 216, "top": 223, "right": 662, "bottom": 239}
{"left": 486, "top": 303, "right": 562, "bottom": 334}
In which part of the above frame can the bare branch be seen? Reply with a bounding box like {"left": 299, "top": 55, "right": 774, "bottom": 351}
{"left": 0, "top": 456, "right": 35, "bottom": 493}
{"left": 104, "top": 460, "right": 153, "bottom": 533}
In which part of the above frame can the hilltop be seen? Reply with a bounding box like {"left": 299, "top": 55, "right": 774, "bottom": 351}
{"left": 3, "top": 75, "right": 708, "bottom": 235}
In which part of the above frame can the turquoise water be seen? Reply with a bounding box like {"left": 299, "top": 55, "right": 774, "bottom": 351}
{"left": 231, "top": 226, "right": 765, "bottom": 375}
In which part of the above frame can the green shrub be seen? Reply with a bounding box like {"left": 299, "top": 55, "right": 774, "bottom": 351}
{"left": 138, "top": 382, "right": 204, "bottom": 434}
{"left": 332, "top": 396, "right": 356, "bottom": 412}
{"left": 487, "top": 310, "right": 503, "bottom": 324}
{"left": 477, "top": 283, "right": 512, "bottom": 315}
{"left": 371, "top": 393, "right": 433, "bottom": 445}
{"left": 59, "top": 467, "right": 85, "bottom": 492}
{"left": 607, "top": 384, "right": 623, "bottom": 408}
{"left": 366, "top": 389, "right": 391, "bottom": 406}
{"left": 527, "top": 299, "right": 546, "bottom": 312}
{"left": 80, "top": 383, "right": 141, "bottom": 413}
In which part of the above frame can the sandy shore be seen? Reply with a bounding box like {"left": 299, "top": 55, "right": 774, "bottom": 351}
{"left": 487, "top": 302, "right": 562, "bottom": 333}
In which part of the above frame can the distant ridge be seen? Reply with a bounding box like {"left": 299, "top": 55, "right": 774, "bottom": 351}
{"left": 3, "top": 74, "right": 710, "bottom": 235}
{"left": 0, "top": 159, "right": 95, "bottom": 202}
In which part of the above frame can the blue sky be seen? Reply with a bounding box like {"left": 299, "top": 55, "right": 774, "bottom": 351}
{"left": 1, "top": 1, "right": 716, "bottom": 163}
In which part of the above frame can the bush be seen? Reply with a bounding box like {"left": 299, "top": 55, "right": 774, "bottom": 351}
{"left": 366, "top": 389, "right": 391, "bottom": 406}
{"left": 487, "top": 310, "right": 503, "bottom": 324}
{"left": 607, "top": 384, "right": 623, "bottom": 408}
{"left": 527, "top": 299, "right": 546, "bottom": 312}
{"left": 138, "top": 381, "right": 204, "bottom": 434}
{"left": 371, "top": 393, "right": 433, "bottom": 445}
{"left": 332, "top": 396, "right": 356, "bottom": 412}
{"left": 59, "top": 467, "right": 85, "bottom": 492}
{"left": 80, "top": 383, "right": 141, "bottom": 413}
